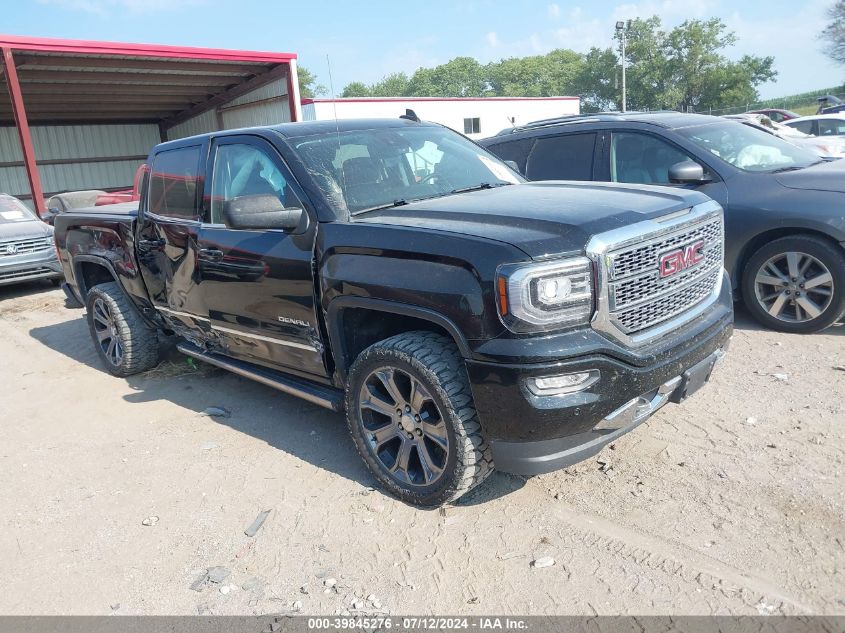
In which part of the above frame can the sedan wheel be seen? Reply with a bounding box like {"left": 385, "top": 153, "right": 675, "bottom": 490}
{"left": 753, "top": 251, "right": 834, "bottom": 324}
{"left": 742, "top": 235, "right": 845, "bottom": 334}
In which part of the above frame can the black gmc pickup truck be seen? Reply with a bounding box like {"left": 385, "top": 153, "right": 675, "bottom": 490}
{"left": 55, "top": 118, "right": 733, "bottom": 507}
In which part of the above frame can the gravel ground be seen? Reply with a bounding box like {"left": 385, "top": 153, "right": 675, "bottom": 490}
{"left": 1, "top": 282, "right": 843, "bottom": 616}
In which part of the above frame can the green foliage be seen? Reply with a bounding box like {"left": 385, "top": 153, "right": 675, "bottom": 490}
{"left": 822, "top": 1, "right": 845, "bottom": 65}
{"left": 298, "top": 66, "right": 327, "bottom": 98}
{"left": 333, "top": 15, "right": 775, "bottom": 113}
{"left": 595, "top": 17, "right": 776, "bottom": 112}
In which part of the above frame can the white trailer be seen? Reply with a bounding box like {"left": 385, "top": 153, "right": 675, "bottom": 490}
{"left": 301, "top": 96, "right": 580, "bottom": 139}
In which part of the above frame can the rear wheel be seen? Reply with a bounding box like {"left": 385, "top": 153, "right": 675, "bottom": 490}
{"left": 345, "top": 331, "right": 493, "bottom": 507}
{"left": 85, "top": 281, "right": 160, "bottom": 376}
{"left": 742, "top": 236, "right": 845, "bottom": 333}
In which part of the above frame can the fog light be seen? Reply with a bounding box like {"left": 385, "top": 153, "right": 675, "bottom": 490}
{"left": 526, "top": 370, "right": 600, "bottom": 396}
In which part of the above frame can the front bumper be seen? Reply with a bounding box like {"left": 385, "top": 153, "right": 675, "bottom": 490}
{"left": 0, "top": 256, "right": 62, "bottom": 287}
{"left": 466, "top": 271, "right": 734, "bottom": 476}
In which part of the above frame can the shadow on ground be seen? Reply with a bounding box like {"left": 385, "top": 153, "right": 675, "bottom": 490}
{"left": 28, "top": 314, "right": 524, "bottom": 506}
{"left": 732, "top": 302, "right": 844, "bottom": 336}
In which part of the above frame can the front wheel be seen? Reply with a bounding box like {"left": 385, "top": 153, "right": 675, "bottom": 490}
{"left": 345, "top": 331, "right": 493, "bottom": 507}
{"left": 742, "top": 235, "right": 845, "bottom": 334}
{"left": 85, "top": 281, "right": 160, "bottom": 376}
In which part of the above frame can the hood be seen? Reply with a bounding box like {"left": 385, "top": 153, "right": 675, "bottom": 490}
{"left": 775, "top": 159, "right": 845, "bottom": 193}
{"left": 0, "top": 218, "right": 53, "bottom": 241}
{"left": 354, "top": 181, "right": 711, "bottom": 258}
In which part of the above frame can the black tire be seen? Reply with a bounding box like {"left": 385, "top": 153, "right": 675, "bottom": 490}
{"left": 345, "top": 331, "right": 493, "bottom": 507}
{"left": 85, "top": 281, "right": 160, "bottom": 376}
{"left": 741, "top": 235, "right": 845, "bottom": 334}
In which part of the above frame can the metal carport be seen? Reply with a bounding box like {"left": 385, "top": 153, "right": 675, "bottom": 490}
{"left": 0, "top": 34, "right": 300, "bottom": 215}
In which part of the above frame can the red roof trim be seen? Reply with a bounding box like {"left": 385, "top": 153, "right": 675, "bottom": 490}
{"left": 0, "top": 33, "right": 296, "bottom": 63}
{"left": 301, "top": 96, "right": 579, "bottom": 105}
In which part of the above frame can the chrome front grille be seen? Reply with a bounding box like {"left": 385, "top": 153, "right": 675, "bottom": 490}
{"left": 607, "top": 213, "right": 723, "bottom": 335}
{"left": 0, "top": 237, "right": 52, "bottom": 257}
{"left": 613, "top": 268, "right": 721, "bottom": 333}
{"left": 587, "top": 201, "right": 725, "bottom": 345}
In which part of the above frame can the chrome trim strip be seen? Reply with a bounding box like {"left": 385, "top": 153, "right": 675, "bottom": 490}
{"left": 211, "top": 324, "right": 318, "bottom": 352}
{"left": 585, "top": 199, "right": 725, "bottom": 347}
{"left": 157, "top": 306, "right": 210, "bottom": 321}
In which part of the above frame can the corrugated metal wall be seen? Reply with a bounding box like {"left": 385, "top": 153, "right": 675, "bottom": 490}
{"left": 166, "top": 78, "right": 291, "bottom": 140}
{"left": 0, "top": 123, "right": 158, "bottom": 204}
{"left": 166, "top": 109, "right": 217, "bottom": 142}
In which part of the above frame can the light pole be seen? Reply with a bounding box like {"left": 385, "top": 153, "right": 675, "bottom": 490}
{"left": 615, "top": 20, "right": 629, "bottom": 113}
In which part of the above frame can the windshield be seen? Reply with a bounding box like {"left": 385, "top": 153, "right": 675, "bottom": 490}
{"left": 677, "top": 121, "right": 822, "bottom": 172}
{"left": 291, "top": 125, "right": 522, "bottom": 214}
{"left": 0, "top": 195, "right": 38, "bottom": 224}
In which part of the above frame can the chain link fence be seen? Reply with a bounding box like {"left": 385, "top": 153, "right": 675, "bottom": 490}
{"left": 694, "top": 87, "right": 845, "bottom": 117}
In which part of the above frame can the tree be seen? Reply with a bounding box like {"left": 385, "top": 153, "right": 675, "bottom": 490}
{"left": 407, "top": 57, "right": 489, "bottom": 97}
{"left": 487, "top": 49, "right": 583, "bottom": 97}
{"left": 340, "top": 81, "right": 371, "bottom": 97}
{"left": 821, "top": 1, "right": 845, "bottom": 65}
{"left": 298, "top": 66, "right": 327, "bottom": 98}
{"left": 370, "top": 72, "right": 411, "bottom": 97}
{"left": 584, "top": 17, "right": 775, "bottom": 112}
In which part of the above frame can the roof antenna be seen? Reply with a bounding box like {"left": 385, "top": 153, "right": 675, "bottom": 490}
{"left": 400, "top": 108, "right": 420, "bottom": 123}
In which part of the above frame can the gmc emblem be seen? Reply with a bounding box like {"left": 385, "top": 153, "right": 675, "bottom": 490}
{"left": 659, "top": 240, "right": 705, "bottom": 278}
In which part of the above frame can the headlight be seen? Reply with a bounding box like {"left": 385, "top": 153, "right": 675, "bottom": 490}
{"left": 496, "top": 256, "right": 594, "bottom": 332}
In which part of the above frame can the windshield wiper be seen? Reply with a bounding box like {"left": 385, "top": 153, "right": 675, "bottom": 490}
{"left": 449, "top": 182, "right": 512, "bottom": 195}
{"left": 769, "top": 160, "right": 825, "bottom": 174}
{"left": 351, "top": 199, "right": 409, "bottom": 216}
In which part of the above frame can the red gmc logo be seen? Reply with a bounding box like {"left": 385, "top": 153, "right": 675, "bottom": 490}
{"left": 659, "top": 241, "right": 705, "bottom": 278}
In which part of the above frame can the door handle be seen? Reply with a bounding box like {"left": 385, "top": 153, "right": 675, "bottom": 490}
{"left": 198, "top": 248, "right": 224, "bottom": 261}
{"left": 138, "top": 238, "right": 165, "bottom": 251}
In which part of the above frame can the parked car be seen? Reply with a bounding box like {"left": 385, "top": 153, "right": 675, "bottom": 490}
{"left": 724, "top": 113, "right": 845, "bottom": 158}
{"left": 816, "top": 95, "right": 845, "bottom": 115}
{"left": 747, "top": 108, "right": 800, "bottom": 123}
{"left": 55, "top": 118, "right": 733, "bottom": 507}
{"left": 0, "top": 194, "right": 62, "bottom": 287}
{"left": 481, "top": 112, "right": 845, "bottom": 334}
{"left": 782, "top": 113, "right": 845, "bottom": 142}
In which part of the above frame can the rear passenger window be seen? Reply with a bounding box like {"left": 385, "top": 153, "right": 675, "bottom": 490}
{"left": 148, "top": 146, "right": 202, "bottom": 221}
{"left": 525, "top": 133, "right": 596, "bottom": 181}
{"left": 486, "top": 137, "right": 535, "bottom": 175}
{"left": 788, "top": 120, "right": 816, "bottom": 135}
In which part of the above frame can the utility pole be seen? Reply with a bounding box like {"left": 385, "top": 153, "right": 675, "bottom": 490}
{"left": 615, "top": 20, "right": 630, "bottom": 113}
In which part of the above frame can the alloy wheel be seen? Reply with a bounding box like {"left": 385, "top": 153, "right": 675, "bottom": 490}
{"left": 754, "top": 251, "right": 834, "bottom": 323}
{"left": 357, "top": 367, "right": 450, "bottom": 487}
{"left": 91, "top": 297, "right": 124, "bottom": 366}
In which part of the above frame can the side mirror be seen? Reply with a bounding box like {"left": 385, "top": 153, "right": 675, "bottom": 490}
{"left": 42, "top": 207, "right": 60, "bottom": 226}
{"left": 668, "top": 160, "right": 710, "bottom": 184}
{"left": 503, "top": 159, "right": 522, "bottom": 175}
{"left": 223, "top": 194, "right": 304, "bottom": 231}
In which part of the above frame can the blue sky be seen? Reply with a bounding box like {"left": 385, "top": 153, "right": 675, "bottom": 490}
{"left": 5, "top": 0, "right": 843, "bottom": 101}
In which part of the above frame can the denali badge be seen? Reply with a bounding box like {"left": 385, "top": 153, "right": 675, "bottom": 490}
{"left": 278, "top": 316, "right": 310, "bottom": 327}
{"left": 659, "top": 240, "right": 704, "bottom": 278}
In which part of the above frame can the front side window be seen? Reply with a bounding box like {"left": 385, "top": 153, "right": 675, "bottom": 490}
{"left": 210, "top": 143, "right": 302, "bottom": 225}
{"left": 610, "top": 132, "right": 693, "bottom": 184}
{"left": 291, "top": 126, "right": 521, "bottom": 214}
{"left": 525, "top": 133, "right": 596, "bottom": 181}
{"left": 148, "top": 146, "right": 201, "bottom": 220}
{"left": 786, "top": 120, "right": 816, "bottom": 135}
{"left": 678, "top": 121, "right": 821, "bottom": 172}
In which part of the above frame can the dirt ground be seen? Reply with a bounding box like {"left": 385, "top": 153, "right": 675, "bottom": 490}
{"left": 1, "top": 281, "right": 843, "bottom": 616}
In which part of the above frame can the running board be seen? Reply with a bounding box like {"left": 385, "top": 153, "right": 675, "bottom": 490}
{"left": 177, "top": 342, "right": 344, "bottom": 412}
